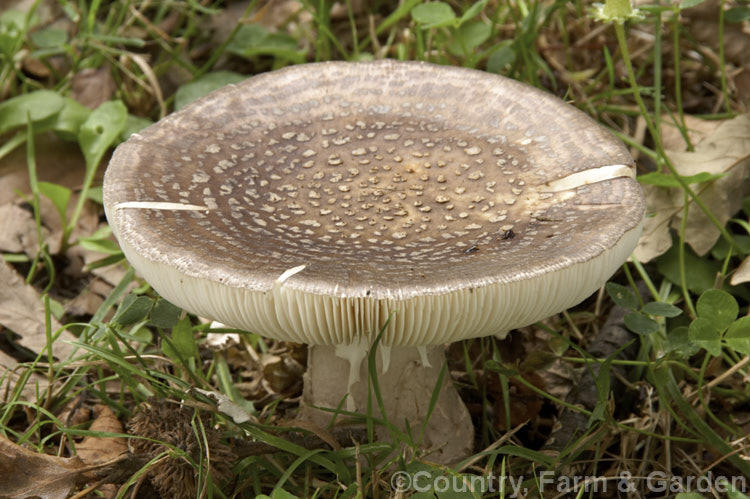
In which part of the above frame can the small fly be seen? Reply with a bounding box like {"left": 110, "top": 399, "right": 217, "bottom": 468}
{"left": 501, "top": 229, "right": 515, "bottom": 240}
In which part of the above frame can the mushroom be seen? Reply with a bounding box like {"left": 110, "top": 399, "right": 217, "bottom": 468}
{"left": 103, "top": 60, "right": 645, "bottom": 464}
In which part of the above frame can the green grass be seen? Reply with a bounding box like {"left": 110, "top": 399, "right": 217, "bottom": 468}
{"left": 2, "top": 0, "right": 750, "bottom": 497}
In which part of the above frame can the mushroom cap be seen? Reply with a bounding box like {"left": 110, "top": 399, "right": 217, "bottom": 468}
{"left": 104, "top": 60, "right": 644, "bottom": 346}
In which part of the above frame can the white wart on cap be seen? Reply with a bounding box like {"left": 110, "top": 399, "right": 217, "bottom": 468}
{"left": 104, "top": 60, "right": 645, "bottom": 346}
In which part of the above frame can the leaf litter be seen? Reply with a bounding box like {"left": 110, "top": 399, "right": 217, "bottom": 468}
{"left": 0, "top": 404, "right": 129, "bottom": 499}
{"left": 634, "top": 113, "right": 750, "bottom": 262}
{"left": 0, "top": 262, "right": 79, "bottom": 400}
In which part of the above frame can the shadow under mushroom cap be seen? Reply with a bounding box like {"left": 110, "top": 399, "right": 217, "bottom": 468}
{"left": 104, "top": 60, "right": 645, "bottom": 345}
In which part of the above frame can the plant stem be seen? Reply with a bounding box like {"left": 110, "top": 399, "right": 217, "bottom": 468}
{"left": 671, "top": 4, "right": 692, "bottom": 151}
{"left": 679, "top": 190, "right": 697, "bottom": 318}
{"left": 613, "top": 21, "right": 738, "bottom": 255}
{"left": 718, "top": 0, "right": 730, "bottom": 114}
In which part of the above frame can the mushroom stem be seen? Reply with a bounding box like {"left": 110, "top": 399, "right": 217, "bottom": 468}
{"left": 300, "top": 343, "right": 474, "bottom": 465}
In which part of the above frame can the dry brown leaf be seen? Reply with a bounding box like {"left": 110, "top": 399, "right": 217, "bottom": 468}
{"left": 0, "top": 204, "right": 39, "bottom": 256}
{"left": 56, "top": 395, "right": 92, "bottom": 429}
{"left": 22, "top": 54, "right": 52, "bottom": 79}
{"left": 76, "top": 405, "right": 128, "bottom": 464}
{"left": 730, "top": 254, "right": 750, "bottom": 285}
{"left": 659, "top": 114, "right": 721, "bottom": 152}
{"left": 0, "top": 262, "right": 76, "bottom": 359}
{"left": 71, "top": 67, "right": 116, "bottom": 109}
{"left": 634, "top": 113, "right": 750, "bottom": 262}
{"left": 261, "top": 352, "right": 305, "bottom": 394}
{"left": 193, "top": 388, "right": 256, "bottom": 425}
{"left": 0, "top": 263, "right": 80, "bottom": 401}
{"left": 0, "top": 434, "right": 86, "bottom": 499}
{"left": 0, "top": 133, "right": 86, "bottom": 206}
{"left": 491, "top": 372, "right": 545, "bottom": 431}
{"left": 205, "top": 322, "right": 240, "bottom": 351}
{"left": 0, "top": 349, "right": 50, "bottom": 402}
{"left": 64, "top": 285, "right": 105, "bottom": 317}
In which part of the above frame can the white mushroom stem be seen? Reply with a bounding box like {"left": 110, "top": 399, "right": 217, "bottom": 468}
{"left": 331, "top": 342, "right": 433, "bottom": 412}
{"left": 300, "top": 343, "right": 474, "bottom": 465}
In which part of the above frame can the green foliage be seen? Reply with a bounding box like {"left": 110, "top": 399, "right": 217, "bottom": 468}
{"left": 112, "top": 294, "right": 155, "bottom": 326}
{"left": 623, "top": 312, "right": 661, "bottom": 335}
{"left": 119, "top": 114, "right": 152, "bottom": 142}
{"left": 161, "top": 316, "right": 198, "bottom": 362}
{"left": 256, "top": 490, "right": 300, "bottom": 499}
{"left": 0, "top": 91, "right": 65, "bottom": 134}
{"left": 30, "top": 26, "right": 67, "bottom": 49}
{"left": 0, "top": 9, "right": 35, "bottom": 58}
{"left": 685, "top": 289, "right": 750, "bottom": 356}
{"left": 150, "top": 299, "right": 182, "bottom": 329}
{"left": 725, "top": 7, "right": 750, "bottom": 23}
{"left": 49, "top": 98, "right": 92, "bottom": 140}
{"left": 411, "top": 2, "right": 457, "bottom": 28}
{"left": 637, "top": 171, "right": 726, "bottom": 187}
{"left": 688, "top": 317, "right": 722, "bottom": 356}
{"left": 77, "top": 231, "right": 122, "bottom": 256}
{"left": 607, "top": 281, "right": 750, "bottom": 358}
{"left": 404, "top": 0, "right": 514, "bottom": 68}
{"left": 696, "top": 289, "right": 737, "bottom": 332}
{"left": 174, "top": 71, "right": 246, "bottom": 110}
{"left": 665, "top": 326, "right": 698, "bottom": 357}
{"left": 605, "top": 282, "right": 681, "bottom": 335}
{"left": 448, "top": 21, "right": 492, "bottom": 57}
{"left": 658, "top": 244, "right": 750, "bottom": 300}
{"left": 641, "top": 302, "right": 682, "bottom": 317}
{"left": 38, "top": 182, "right": 71, "bottom": 228}
{"left": 725, "top": 317, "right": 750, "bottom": 355}
{"left": 605, "top": 282, "right": 638, "bottom": 309}
{"left": 226, "top": 24, "right": 305, "bottom": 65}
{"left": 77, "top": 101, "right": 128, "bottom": 169}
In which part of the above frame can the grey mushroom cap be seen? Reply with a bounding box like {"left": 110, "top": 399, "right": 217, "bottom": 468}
{"left": 103, "top": 60, "right": 645, "bottom": 346}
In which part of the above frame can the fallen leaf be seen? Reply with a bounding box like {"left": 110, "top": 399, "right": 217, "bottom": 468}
{"left": 56, "top": 395, "right": 92, "bottom": 429}
{"left": 0, "top": 434, "right": 85, "bottom": 499}
{"left": 71, "top": 67, "right": 116, "bottom": 110}
{"left": 261, "top": 351, "right": 305, "bottom": 395}
{"left": 63, "top": 216, "right": 127, "bottom": 301}
{"left": 22, "top": 54, "right": 51, "bottom": 79}
{"left": 0, "top": 204, "right": 39, "bottom": 256}
{"left": 64, "top": 279, "right": 107, "bottom": 317}
{"left": 76, "top": 405, "right": 128, "bottom": 464}
{"left": 659, "top": 114, "right": 721, "bottom": 152}
{"left": 489, "top": 371, "right": 545, "bottom": 431}
{"left": 634, "top": 114, "right": 750, "bottom": 262}
{"left": 193, "top": 388, "right": 257, "bottom": 424}
{"left": 0, "top": 349, "right": 50, "bottom": 402}
{"left": 0, "top": 133, "right": 86, "bottom": 207}
{"left": 205, "top": 321, "right": 240, "bottom": 351}
{"left": 0, "top": 262, "right": 76, "bottom": 359}
{"left": 0, "top": 263, "right": 80, "bottom": 401}
{"left": 731, "top": 255, "right": 750, "bottom": 285}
